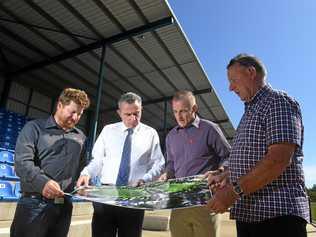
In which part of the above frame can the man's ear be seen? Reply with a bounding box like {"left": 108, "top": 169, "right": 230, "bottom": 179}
{"left": 248, "top": 66, "right": 257, "bottom": 79}
{"left": 57, "top": 101, "right": 62, "bottom": 110}
{"left": 117, "top": 109, "right": 121, "bottom": 118}
{"left": 192, "top": 104, "right": 198, "bottom": 113}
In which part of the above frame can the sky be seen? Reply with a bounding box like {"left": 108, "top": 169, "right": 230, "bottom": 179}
{"left": 168, "top": 0, "right": 316, "bottom": 188}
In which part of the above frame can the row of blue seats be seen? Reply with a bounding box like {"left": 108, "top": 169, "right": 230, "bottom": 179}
{"left": 0, "top": 164, "right": 19, "bottom": 181}
{"left": 0, "top": 109, "right": 27, "bottom": 118}
{"left": 0, "top": 137, "right": 18, "bottom": 145}
{"left": 0, "top": 181, "right": 20, "bottom": 200}
{"left": 0, "top": 150, "right": 15, "bottom": 165}
{"left": 0, "top": 181, "right": 83, "bottom": 202}
{"left": 0, "top": 108, "right": 26, "bottom": 152}
{"left": 0, "top": 142, "right": 15, "bottom": 151}
{"left": 0, "top": 117, "right": 26, "bottom": 123}
{"left": 0, "top": 110, "right": 29, "bottom": 201}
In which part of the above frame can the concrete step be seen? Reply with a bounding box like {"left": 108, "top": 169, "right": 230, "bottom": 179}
{"left": 1, "top": 202, "right": 315, "bottom": 237}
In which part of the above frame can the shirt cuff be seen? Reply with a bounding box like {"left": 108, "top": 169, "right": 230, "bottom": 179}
{"left": 220, "top": 160, "right": 229, "bottom": 169}
{"left": 80, "top": 168, "right": 91, "bottom": 177}
{"left": 142, "top": 174, "right": 152, "bottom": 183}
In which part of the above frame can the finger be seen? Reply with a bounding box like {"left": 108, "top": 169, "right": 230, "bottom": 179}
{"left": 76, "top": 180, "right": 82, "bottom": 187}
{"left": 50, "top": 180, "right": 61, "bottom": 190}
{"left": 84, "top": 177, "right": 90, "bottom": 186}
{"left": 50, "top": 183, "right": 63, "bottom": 196}
{"left": 76, "top": 177, "right": 85, "bottom": 187}
{"left": 203, "top": 171, "right": 212, "bottom": 178}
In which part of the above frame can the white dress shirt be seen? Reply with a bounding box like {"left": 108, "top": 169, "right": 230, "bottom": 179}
{"left": 81, "top": 122, "right": 165, "bottom": 185}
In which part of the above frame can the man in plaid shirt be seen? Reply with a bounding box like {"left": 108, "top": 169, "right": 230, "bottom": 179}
{"left": 206, "top": 54, "right": 310, "bottom": 237}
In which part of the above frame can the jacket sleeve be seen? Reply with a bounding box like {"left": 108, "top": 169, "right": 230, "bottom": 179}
{"left": 14, "top": 122, "right": 50, "bottom": 193}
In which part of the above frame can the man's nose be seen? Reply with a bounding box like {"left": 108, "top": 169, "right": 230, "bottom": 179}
{"left": 72, "top": 113, "right": 79, "bottom": 121}
{"left": 229, "top": 83, "right": 235, "bottom": 91}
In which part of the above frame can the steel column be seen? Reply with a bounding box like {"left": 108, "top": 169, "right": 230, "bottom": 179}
{"left": 163, "top": 100, "right": 168, "bottom": 137}
{"left": 91, "top": 45, "right": 107, "bottom": 145}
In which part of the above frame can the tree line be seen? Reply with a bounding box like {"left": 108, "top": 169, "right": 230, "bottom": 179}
{"left": 307, "top": 185, "right": 316, "bottom": 202}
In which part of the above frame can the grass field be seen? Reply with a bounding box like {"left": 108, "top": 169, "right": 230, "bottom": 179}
{"left": 312, "top": 202, "right": 316, "bottom": 221}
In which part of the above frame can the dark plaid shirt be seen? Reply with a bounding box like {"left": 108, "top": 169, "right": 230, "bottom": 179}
{"left": 229, "top": 85, "right": 310, "bottom": 223}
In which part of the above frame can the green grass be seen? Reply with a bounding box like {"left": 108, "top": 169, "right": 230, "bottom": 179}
{"left": 311, "top": 202, "right": 316, "bottom": 221}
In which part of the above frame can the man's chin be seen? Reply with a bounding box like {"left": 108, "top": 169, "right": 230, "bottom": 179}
{"left": 66, "top": 122, "right": 76, "bottom": 129}
{"left": 178, "top": 123, "right": 186, "bottom": 128}
{"left": 127, "top": 122, "right": 139, "bottom": 128}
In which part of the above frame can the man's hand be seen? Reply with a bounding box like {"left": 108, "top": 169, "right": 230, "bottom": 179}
{"left": 132, "top": 179, "right": 145, "bottom": 187}
{"left": 76, "top": 175, "right": 90, "bottom": 187}
{"left": 205, "top": 169, "right": 229, "bottom": 193}
{"left": 42, "top": 180, "right": 64, "bottom": 199}
{"left": 158, "top": 172, "right": 168, "bottom": 182}
{"left": 206, "top": 184, "right": 238, "bottom": 214}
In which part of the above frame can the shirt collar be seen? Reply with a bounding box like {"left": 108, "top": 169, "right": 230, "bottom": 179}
{"left": 244, "top": 84, "right": 271, "bottom": 111}
{"left": 45, "top": 116, "right": 58, "bottom": 129}
{"left": 120, "top": 122, "right": 141, "bottom": 133}
{"left": 45, "top": 115, "right": 80, "bottom": 133}
{"left": 191, "top": 115, "right": 200, "bottom": 128}
{"left": 176, "top": 115, "right": 200, "bottom": 131}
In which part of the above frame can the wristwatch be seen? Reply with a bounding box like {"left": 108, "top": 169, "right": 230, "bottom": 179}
{"left": 232, "top": 181, "right": 244, "bottom": 197}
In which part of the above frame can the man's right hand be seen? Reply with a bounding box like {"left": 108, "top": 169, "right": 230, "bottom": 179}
{"left": 205, "top": 169, "right": 229, "bottom": 193}
{"left": 158, "top": 172, "right": 168, "bottom": 182}
{"left": 76, "top": 175, "right": 90, "bottom": 187}
{"left": 42, "top": 180, "right": 64, "bottom": 199}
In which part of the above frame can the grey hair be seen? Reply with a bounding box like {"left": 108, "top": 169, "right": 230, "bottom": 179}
{"left": 227, "top": 53, "right": 267, "bottom": 79}
{"left": 118, "top": 92, "right": 142, "bottom": 108}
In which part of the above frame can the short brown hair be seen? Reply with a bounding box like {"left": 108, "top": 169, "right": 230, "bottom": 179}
{"left": 58, "top": 88, "right": 90, "bottom": 109}
{"left": 227, "top": 53, "right": 267, "bottom": 78}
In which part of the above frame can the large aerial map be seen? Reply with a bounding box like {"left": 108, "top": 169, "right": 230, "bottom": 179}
{"left": 71, "top": 175, "right": 212, "bottom": 210}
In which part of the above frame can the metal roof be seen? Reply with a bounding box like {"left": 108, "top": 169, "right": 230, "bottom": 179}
{"left": 0, "top": 0, "right": 235, "bottom": 140}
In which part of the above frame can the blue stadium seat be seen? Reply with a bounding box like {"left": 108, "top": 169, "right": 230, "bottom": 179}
{"left": 0, "top": 135, "right": 16, "bottom": 143}
{"left": 0, "top": 141, "right": 15, "bottom": 151}
{"left": 0, "top": 181, "right": 16, "bottom": 200}
{"left": 0, "top": 127, "right": 14, "bottom": 133}
{"left": 0, "top": 150, "right": 14, "bottom": 165}
{"left": 0, "top": 164, "right": 19, "bottom": 181}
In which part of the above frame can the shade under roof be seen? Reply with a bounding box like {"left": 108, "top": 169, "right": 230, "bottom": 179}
{"left": 0, "top": 0, "right": 235, "bottom": 140}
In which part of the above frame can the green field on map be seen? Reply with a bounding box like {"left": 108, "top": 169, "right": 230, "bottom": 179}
{"left": 72, "top": 175, "right": 212, "bottom": 210}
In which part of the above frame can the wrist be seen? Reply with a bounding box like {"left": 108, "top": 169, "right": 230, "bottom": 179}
{"left": 232, "top": 181, "right": 244, "bottom": 198}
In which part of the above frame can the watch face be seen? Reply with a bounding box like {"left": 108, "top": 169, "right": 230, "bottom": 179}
{"left": 235, "top": 185, "right": 242, "bottom": 194}
{"left": 233, "top": 182, "right": 243, "bottom": 196}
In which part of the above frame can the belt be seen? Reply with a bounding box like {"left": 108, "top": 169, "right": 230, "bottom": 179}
{"left": 22, "top": 192, "right": 68, "bottom": 204}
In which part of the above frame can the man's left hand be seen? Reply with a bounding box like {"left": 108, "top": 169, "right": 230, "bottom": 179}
{"left": 206, "top": 184, "right": 238, "bottom": 214}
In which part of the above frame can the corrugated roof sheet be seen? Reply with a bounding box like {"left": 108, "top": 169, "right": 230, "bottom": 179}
{"left": 0, "top": 0, "right": 235, "bottom": 140}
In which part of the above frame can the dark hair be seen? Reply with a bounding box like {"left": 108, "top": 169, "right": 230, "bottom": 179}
{"left": 58, "top": 88, "right": 90, "bottom": 109}
{"left": 227, "top": 53, "right": 267, "bottom": 78}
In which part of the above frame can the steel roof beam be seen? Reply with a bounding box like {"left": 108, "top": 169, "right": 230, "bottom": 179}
{"left": 102, "top": 88, "right": 212, "bottom": 112}
{"left": 8, "top": 17, "right": 174, "bottom": 77}
{"left": 0, "top": 17, "right": 97, "bottom": 41}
